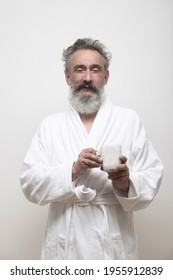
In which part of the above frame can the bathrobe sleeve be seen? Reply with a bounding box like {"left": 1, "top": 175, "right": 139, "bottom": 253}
{"left": 20, "top": 117, "right": 75, "bottom": 205}
{"left": 112, "top": 111, "right": 164, "bottom": 212}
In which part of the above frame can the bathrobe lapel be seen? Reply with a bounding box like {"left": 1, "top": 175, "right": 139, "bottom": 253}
{"left": 66, "top": 97, "right": 114, "bottom": 156}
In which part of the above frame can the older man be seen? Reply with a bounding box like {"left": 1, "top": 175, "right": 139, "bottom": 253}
{"left": 20, "top": 38, "right": 163, "bottom": 259}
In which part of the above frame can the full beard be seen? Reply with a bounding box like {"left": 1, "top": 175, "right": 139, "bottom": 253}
{"left": 69, "top": 81, "right": 105, "bottom": 115}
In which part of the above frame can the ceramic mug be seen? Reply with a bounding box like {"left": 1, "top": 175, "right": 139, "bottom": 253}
{"left": 100, "top": 145, "right": 122, "bottom": 171}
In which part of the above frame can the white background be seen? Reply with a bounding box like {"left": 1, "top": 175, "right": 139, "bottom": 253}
{"left": 0, "top": 0, "right": 172, "bottom": 259}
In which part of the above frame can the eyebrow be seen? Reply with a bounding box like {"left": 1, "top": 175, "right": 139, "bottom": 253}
{"left": 74, "top": 64, "right": 85, "bottom": 71}
{"left": 73, "top": 64, "right": 102, "bottom": 71}
{"left": 91, "top": 64, "right": 102, "bottom": 70}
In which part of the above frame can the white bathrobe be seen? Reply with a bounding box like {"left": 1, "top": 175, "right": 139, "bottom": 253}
{"left": 20, "top": 97, "right": 163, "bottom": 260}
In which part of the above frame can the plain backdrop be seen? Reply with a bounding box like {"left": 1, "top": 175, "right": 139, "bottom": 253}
{"left": 0, "top": 0, "right": 172, "bottom": 260}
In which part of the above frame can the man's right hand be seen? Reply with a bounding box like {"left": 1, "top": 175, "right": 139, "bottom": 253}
{"left": 72, "top": 148, "right": 102, "bottom": 181}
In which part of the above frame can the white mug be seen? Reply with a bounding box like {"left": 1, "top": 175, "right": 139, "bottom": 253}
{"left": 100, "top": 145, "right": 122, "bottom": 171}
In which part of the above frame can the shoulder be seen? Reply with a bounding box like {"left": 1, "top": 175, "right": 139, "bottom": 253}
{"left": 112, "top": 104, "right": 141, "bottom": 121}
{"left": 36, "top": 111, "right": 68, "bottom": 134}
{"left": 41, "top": 111, "right": 67, "bottom": 124}
{"left": 111, "top": 104, "right": 146, "bottom": 139}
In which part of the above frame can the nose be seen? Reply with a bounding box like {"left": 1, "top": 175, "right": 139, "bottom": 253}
{"left": 83, "top": 69, "right": 92, "bottom": 82}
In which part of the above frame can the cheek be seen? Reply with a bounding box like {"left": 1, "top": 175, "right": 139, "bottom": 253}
{"left": 66, "top": 72, "right": 82, "bottom": 86}
{"left": 72, "top": 75, "right": 84, "bottom": 85}
{"left": 95, "top": 76, "right": 107, "bottom": 86}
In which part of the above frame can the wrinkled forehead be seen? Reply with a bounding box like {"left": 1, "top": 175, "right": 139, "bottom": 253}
{"left": 70, "top": 49, "right": 106, "bottom": 69}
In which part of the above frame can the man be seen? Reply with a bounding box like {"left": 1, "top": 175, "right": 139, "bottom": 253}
{"left": 20, "top": 38, "right": 163, "bottom": 259}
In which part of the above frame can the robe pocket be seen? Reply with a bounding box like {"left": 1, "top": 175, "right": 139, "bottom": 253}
{"left": 110, "top": 233, "right": 125, "bottom": 259}
{"left": 56, "top": 234, "right": 76, "bottom": 259}
{"left": 45, "top": 233, "right": 66, "bottom": 259}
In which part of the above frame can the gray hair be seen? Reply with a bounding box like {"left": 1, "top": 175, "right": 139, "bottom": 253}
{"left": 62, "top": 38, "right": 112, "bottom": 72}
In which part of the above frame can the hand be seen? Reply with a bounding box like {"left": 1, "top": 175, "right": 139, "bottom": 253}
{"left": 107, "top": 156, "right": 130, "bottom": 194}
{"left": 72, "top": 148, "right": 102, "bottom": 181}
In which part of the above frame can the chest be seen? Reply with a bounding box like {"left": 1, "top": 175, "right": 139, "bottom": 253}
{"left": 45, "top": 115, "right": 134, "bottom": 165}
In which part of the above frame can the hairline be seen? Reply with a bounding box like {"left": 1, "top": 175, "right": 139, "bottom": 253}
{"left": 62, "top": 38, "right": 111, "bottom": 73}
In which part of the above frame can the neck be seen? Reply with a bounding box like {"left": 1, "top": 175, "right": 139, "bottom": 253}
{"left": 79, "top": 112, "right": 97, "bottom": 133}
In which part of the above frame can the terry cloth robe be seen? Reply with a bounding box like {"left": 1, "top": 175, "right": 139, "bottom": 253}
{"left": 20, "top": 97, "right": 163, "bottom": 260}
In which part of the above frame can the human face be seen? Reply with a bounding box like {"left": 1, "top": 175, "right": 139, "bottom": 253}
{"left": 65, "top": 49, "right": 109, "bottom": 96}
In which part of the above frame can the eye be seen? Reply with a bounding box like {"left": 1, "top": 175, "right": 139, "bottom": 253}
{"left": 74, "top": 65, "right": 85, "bottom": 73}
{"left": 92, "top": 67, "right": 99, "bottom": 72}
{"left": 91, "top": 65, "right": 102, "bottom": 73}
{"left": 76, "top": 67, "right": 83, "bottom": 72}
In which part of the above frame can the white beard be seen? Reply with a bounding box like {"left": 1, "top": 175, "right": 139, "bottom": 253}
{"left": 69, "top": 87, "right": 105, "bottom": 115}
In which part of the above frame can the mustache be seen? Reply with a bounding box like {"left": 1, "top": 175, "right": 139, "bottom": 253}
{"left": 73, "top": 81, "right": 99, "bottom": 94}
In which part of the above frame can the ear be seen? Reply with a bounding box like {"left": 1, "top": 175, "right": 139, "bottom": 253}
{"left": 104, "top": 70, "right": 109, "bottom": 85}
{"left": 65, "top": 71, "right": 71, "bottom": 85}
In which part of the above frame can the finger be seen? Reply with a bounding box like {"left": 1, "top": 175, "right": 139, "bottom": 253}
{"left": 108, "top": 164, "right": 128, "bottom": 173}
{"left": 82, "top": 148, "right": 97, "bottom": 155}
{"left": 108, "top": 172, "right": 129, "bottom": 180}
{"left": 80, "top": 157, "right": 102, "bottom": 167}
{"left": 80, "top": 151, "right": 102, "bottom": 164}
{"left": 120, "top": 155, "right": 127, "bottom": 164}
{"left": 108, "top": 168, "right": 128, "bottom": 177}
{"left": 108, "top": 166, "right": 129, "bottom": 180}
{"left": 79, "top": 153, "right": 101, "bottom": 167}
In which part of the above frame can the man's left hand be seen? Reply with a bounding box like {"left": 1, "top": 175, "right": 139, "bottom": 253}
{"left": 107, "top": 156, "right": 130, "bottom": 194}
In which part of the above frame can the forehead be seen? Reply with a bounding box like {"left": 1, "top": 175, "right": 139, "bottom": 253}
{"left": 70, "top": 49, "right": 105, "bottom": 67}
